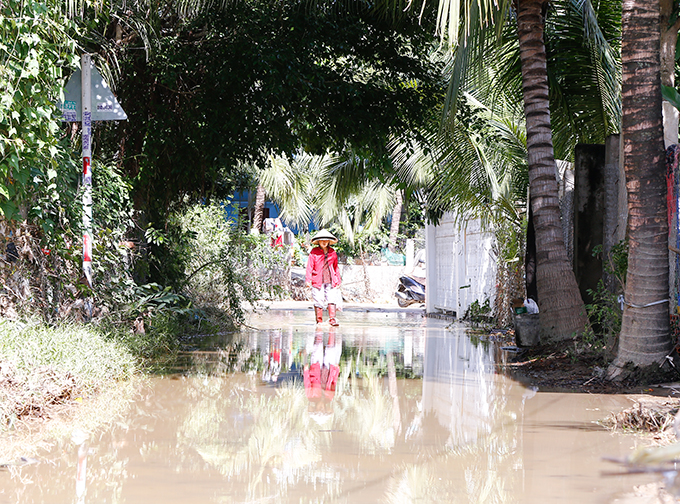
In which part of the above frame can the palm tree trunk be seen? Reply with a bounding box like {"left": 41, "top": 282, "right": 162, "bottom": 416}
{"left": 516, "top": 0, "right": 588, "bottom": 342}
{"left": 251, "top": 184, "right": 266, "bottom": 234}
{"left": 388, "top": 190, "right": 403, "bottom": 252}
{"left": 612, "top": 0, "right": 671, "bottom": 372}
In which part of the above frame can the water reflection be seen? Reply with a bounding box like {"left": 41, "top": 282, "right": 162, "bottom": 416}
{"left": 172, "top": 313, "right": 521, "bottom": 503}
{"left": 304, "top": 327, "right": 341, "bottom": 417}
{"left": 0, "top": 310, "right": 652, "bottom": 504}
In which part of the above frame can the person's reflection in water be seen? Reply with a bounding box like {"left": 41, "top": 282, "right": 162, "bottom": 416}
{"left": 262, "top": 330, "right": 282, "bottom": 383}
{"left": 304, "top": 326, "right": 341, "bottom": 422}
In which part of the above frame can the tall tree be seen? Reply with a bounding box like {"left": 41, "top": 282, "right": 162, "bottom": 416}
{"left": 514, "top": 0, "right": 588, "bottom": 340}
{"left": 610, "top": 0, "right": 672, "bottom": 375}
{"left": 429, "top": 0, "right": 604, "bottom": 340}
{"left": 388, "top": 190, "right": 403, "bottom": 252}
{"left": 251, "top": 185, "right": 267, "bottom": 234}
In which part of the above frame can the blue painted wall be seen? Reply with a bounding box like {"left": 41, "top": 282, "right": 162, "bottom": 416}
{"left": 224, "top": 191, "right": 319, "bottom": 234}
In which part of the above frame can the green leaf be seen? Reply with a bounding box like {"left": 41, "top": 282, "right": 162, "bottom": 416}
{"left": 663, "top": 85, "right": 680, "bottom": 111}
{"left": 0, "top": 200, "right": 18, "bottom": 220}
{"left": 15, "top": 168, "right": 29, "bottom": 186}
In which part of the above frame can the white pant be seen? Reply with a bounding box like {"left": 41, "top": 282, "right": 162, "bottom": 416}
{"left": 307, "top": 336, "right": 342, "bottom": 367}
{"left": 312, "top": 284, "right": 342, "bottom": 309}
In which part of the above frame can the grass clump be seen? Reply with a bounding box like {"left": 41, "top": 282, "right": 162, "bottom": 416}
{"left": 0, "top": 320, "right": 136, "bottom": 429}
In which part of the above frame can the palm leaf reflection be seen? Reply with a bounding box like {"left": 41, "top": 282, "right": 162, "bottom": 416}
{"left": 177, "top": 356, "right": 404, "bottom": 495}
{"left": 177, "top": 331, "right": 520, "bottom": 503}
{"left": 335, "top": 364, "right": 398, "bottom": 454}
{"left": 179, "top": 379, "right": 324, "bottom": 496}
{"left": 385, "top": 464, "right": 440, "bottom": 504}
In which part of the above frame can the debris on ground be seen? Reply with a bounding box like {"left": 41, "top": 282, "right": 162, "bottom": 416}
{"left": 0, "top": 361, "right": 81, "bottom": 429}
{"left": 602, "top": 397, "right": 680, "bottom": 443}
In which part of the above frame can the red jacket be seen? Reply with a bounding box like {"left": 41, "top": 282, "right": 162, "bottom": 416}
{"left": 305, "top": 246, "right": 341, "bottom": 288}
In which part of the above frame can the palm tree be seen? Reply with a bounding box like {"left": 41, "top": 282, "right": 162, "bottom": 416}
{"left": 425, "top": 0, "right": 622, "bottom": 341}
{"left": 256, "top": 150, "right": 403, "bottom": 244}
{"left": 513, "top": 0, "right": 588, "bottom": 340}
{"left": 388, "top": 190, "right": 403, "bottom": 252}
{"left": 610, "top": 0, "right": 672, "bottom": 375}
{"left": 316, "top": 155, "right": 404, "bottom": 246}
{"left": 251, "top": 185, "right": 266, "bottom": 234}
{"left": 95, "top": 0, "right": 620, "bottom": 343}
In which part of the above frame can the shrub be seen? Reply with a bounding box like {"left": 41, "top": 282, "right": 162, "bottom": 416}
{"left": 175, "top": 202, "right": 289, "bottom": 326}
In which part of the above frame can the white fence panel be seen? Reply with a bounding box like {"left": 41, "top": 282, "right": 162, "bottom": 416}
{"left": 426, "top": 214, "right": 496, "bottom": 318}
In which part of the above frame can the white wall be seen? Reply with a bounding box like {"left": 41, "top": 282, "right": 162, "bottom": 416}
{"left": 338, "top": 264, "right": 404, "bottom": 303}
{"left": 425, "top": 213, "right": 496, "bottom": 317}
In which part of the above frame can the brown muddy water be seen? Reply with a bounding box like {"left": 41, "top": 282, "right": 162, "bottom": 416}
{"left": 0, "top": 307, "right": 669, "bottom": 503}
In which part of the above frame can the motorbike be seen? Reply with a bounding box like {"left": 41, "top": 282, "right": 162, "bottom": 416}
{"left": 395, "top": 275, "right": 426, "bottom": 307}
{"left": 395, "top": 250, "right": 426, "bottom": 307}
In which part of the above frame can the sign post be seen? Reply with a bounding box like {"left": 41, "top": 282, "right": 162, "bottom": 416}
{"left": 59, "top": 54, "right": 127, "bottom": 291}
{"left": 81, "top": 54, "right": 93, "bottom": 287}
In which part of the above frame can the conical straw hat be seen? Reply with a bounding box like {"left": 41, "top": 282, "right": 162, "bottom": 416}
{"left": 311, "top": 229, "right": 338, "bottom": 244}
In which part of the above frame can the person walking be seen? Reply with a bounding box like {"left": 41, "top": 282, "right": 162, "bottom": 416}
{"left": 305, "top": 229, "right": 342, "bottom": 326}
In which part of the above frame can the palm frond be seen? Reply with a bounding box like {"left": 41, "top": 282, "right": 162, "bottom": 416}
{"left": 260, "top": 152, "right": 325, "bottom": 231}
{"left": 546, "top": 0, "right": 621, "bottom": 152}
{"left": 388, "top": 138, "right": 435, "bottom": 188}
{"left": 426, "top": 91, "right": 527, "bottom": 227}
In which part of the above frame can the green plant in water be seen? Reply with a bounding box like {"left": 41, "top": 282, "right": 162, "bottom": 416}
{"left": 463, "top": 299, "right": 493, "bottom": 327}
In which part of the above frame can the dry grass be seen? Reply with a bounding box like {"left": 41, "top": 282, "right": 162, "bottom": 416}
{"left": 0, "top": 362, "right": 80, "bottom": 426}
{"left": 0, "top": 378, "right": 141, "bottom": 465}
{"left": 602, "top": 396, "right": 680, "bottom": 445}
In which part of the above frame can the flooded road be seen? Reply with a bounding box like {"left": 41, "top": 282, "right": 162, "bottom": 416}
{"left": 0, "top": 307, "right": 663, "bottom": 503}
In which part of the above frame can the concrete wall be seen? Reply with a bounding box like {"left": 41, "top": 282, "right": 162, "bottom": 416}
{"left": 425, "top": 214, "right": 496, "bottom": 318}
{"left": 338, "top": 264, "right": 406, "bottom": 303}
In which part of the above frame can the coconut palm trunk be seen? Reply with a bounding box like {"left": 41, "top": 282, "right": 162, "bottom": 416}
{"left": 388, "top": 190, "right": 403, "bottom": 252}
{"left": 251, "top": 184, "right": 266, "bottom": 234}
{"left": 516, "top": 0, "right": 588, "bottom": 341}
{"left": 612, "top": 0, "right": 671, "bottom": 372}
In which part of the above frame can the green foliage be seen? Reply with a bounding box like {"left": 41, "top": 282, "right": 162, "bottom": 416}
{"left": 583, "top": 240, "right": 629, "bottom": 351}
{"left": 426, "top": 94, "right": 528, "bottom": 226}
{"left": 128, "top": 283, "right": 187, "bottom": 316}
{"left": 105, "top": 0, "right": 444, "bottom": 226}
{"left": 31, "top": 149, "right": 80, "bottom": 238}
{"left": 492, "top": 216, "right": 525, "bottom": 328}
{"left": 101, "top": 312, "right": 185, "bottom": 369}
{"left": 37, "top": 160, "right": 140, "bottom": 317}
{"left": 606, "top": 240, "right": 629, "bottom": 290}
{"left": 330, "top": 226, "right": 388, "bottom": 263}
{"left": 544, "top": 0, "right": 622, "bottom": 146}
{"left": 463, "top": 299, "right": 493, "bottom": 326}
{"left": 0, "top": 0, "right": 78, "bottom": 220}
{"left": 175, "top": 202, "right": 289, "bottom": 326}
{"left": 583, "top": 279, "right": 621, "bottom": 351}
{"left": 663, "top": 85, "right": 680, "bottom": 112}
{"left": 0, "top": 320, "right": 136, "bottom": 386}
